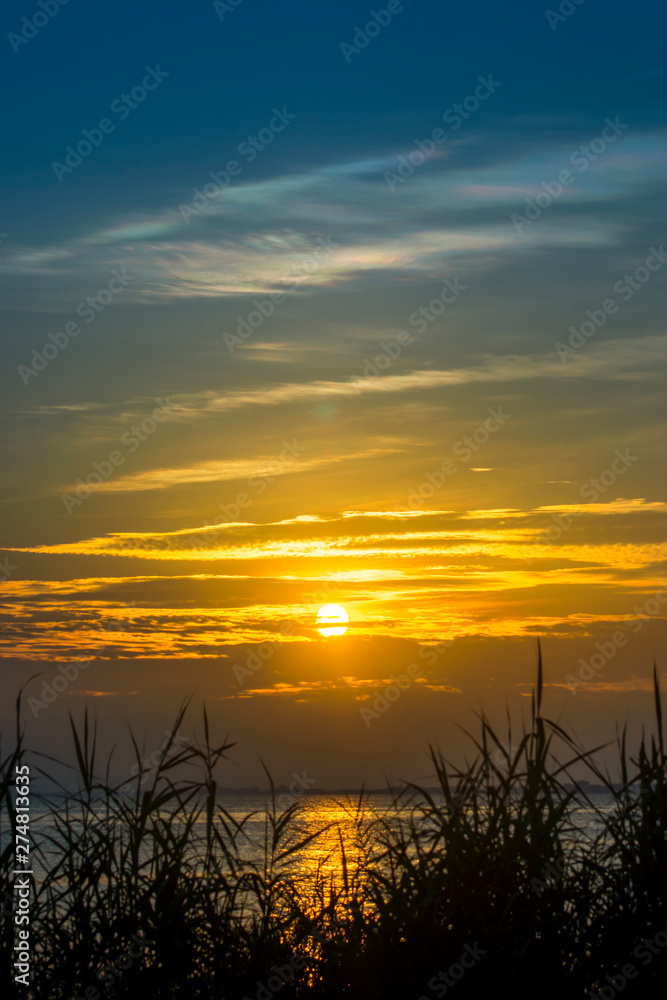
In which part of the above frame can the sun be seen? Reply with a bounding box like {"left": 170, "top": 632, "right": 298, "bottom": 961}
{"left": 316, "top": 604, "right": 349, "bottom": 637}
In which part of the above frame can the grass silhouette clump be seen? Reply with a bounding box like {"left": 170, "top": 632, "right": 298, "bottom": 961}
{"left": 1, "top": 648, "right": 666, "bottom": 999}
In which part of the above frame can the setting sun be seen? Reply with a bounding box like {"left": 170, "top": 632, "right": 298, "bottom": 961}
{"left": 316, "top": 604, "right": 349, "bottom": 637}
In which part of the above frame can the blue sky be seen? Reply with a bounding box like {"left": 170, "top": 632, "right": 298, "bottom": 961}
{"left": 2, "top": 0, "right": 664, "bottom": 238}
{"left": 1, "top": 0, "right": 667, "bottom": 784}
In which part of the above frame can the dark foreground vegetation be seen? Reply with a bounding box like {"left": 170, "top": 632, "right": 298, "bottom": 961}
{"left": 2, "top": 652, "right": 667, "bottom": 1000}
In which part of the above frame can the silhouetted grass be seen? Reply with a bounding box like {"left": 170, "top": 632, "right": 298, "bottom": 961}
{"left": 2, "top": 648, "right": 666, "bottom": 999}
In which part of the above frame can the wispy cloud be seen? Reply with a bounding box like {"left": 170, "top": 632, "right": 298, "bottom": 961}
{"left": 155, "top": 334, "right": 667, "bottom": 419}
{"left": 8, "top": 130, "right": 663, "bottom": 302}
{"left": 9, "top": 507, "right": 667, "bottom": 575}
